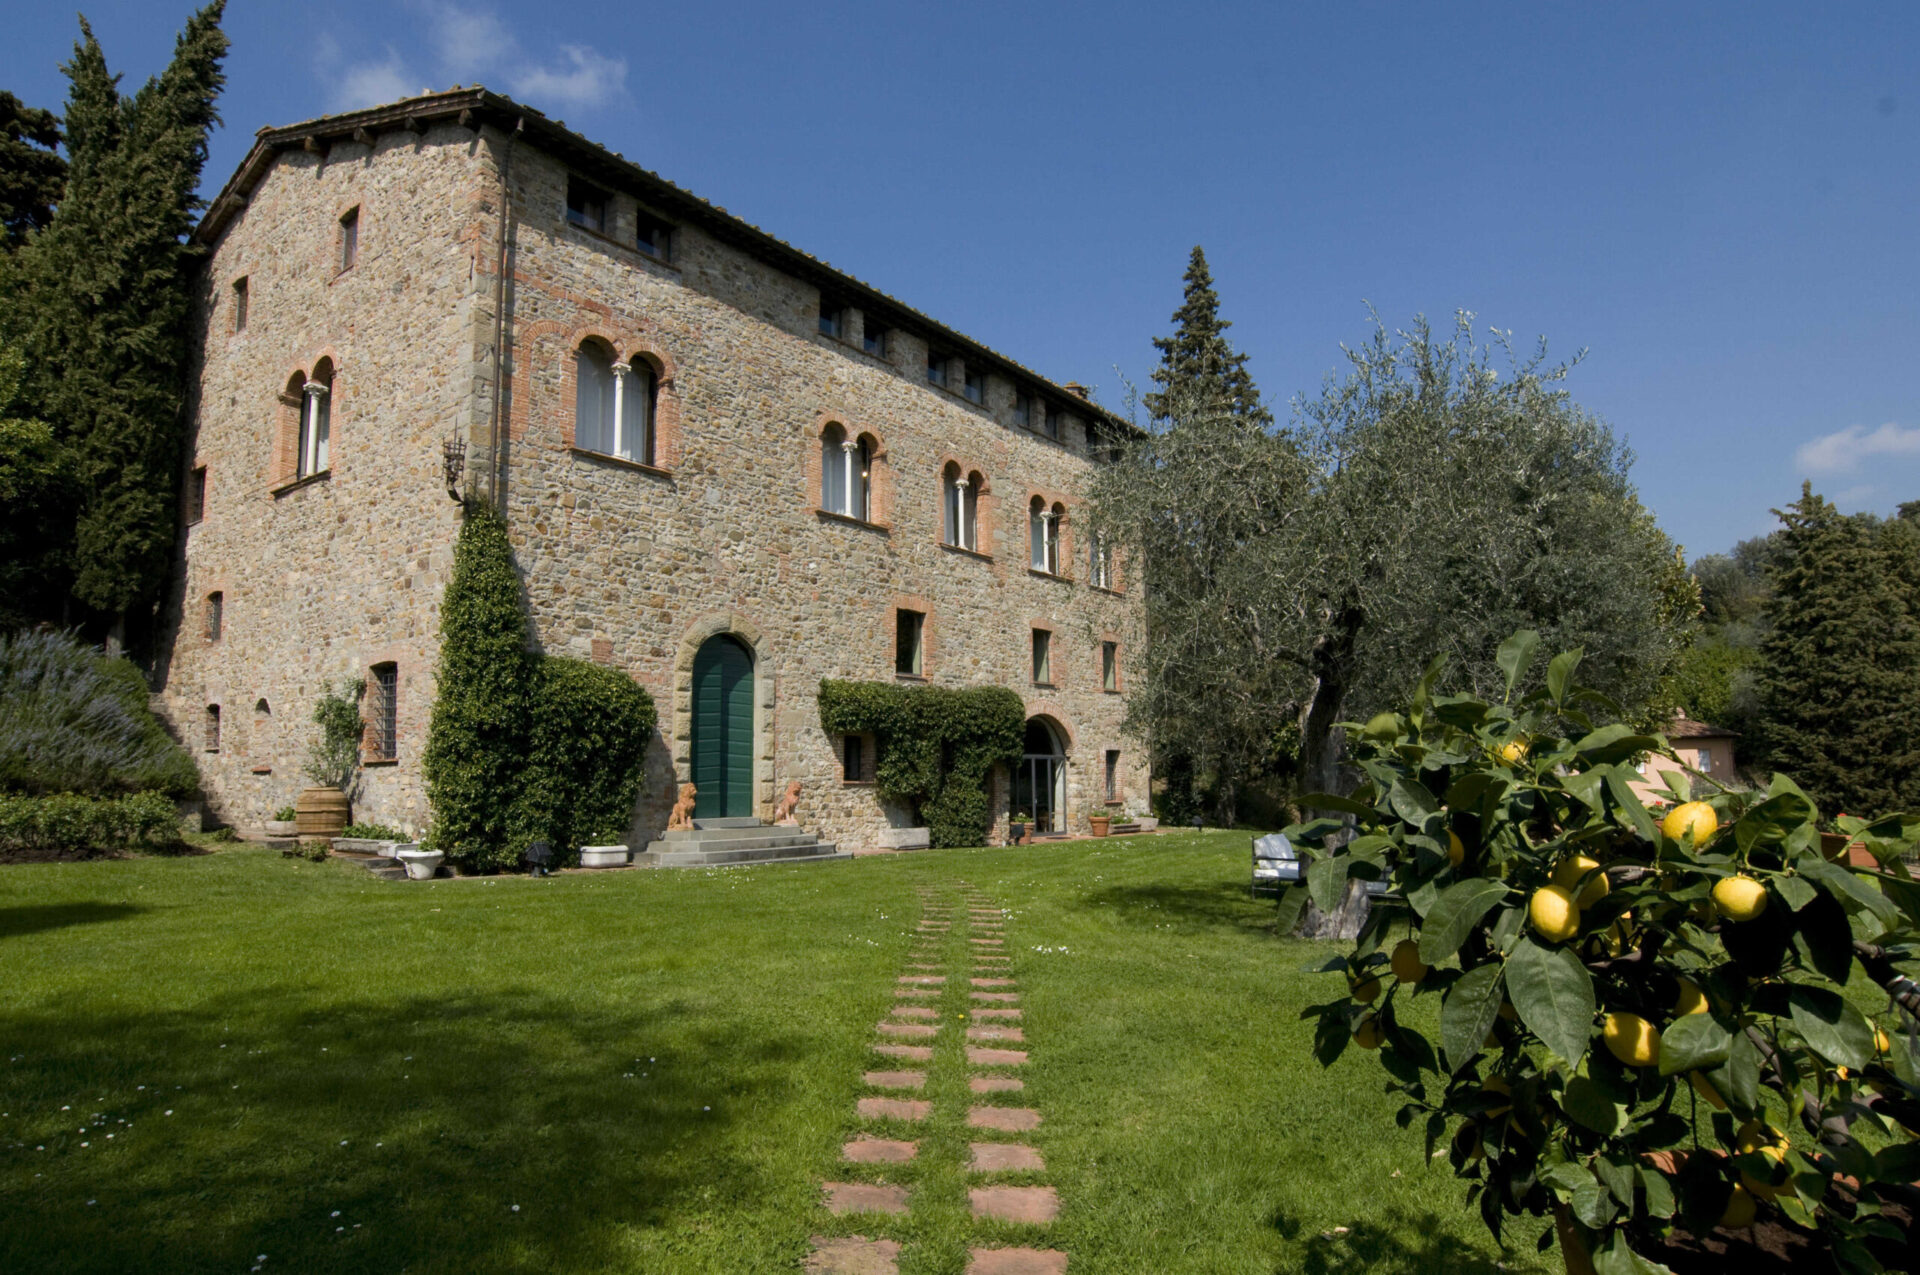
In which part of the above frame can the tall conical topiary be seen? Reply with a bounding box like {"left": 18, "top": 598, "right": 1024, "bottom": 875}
{"left": 1142, "top": 245, "right": 1271, "bottom": 428}
{"left": 422, "top": 504, "right": 533, "bottom": 869}
{"left": 3, "top": 5, "right": 227, "bottom": 641}
{"left": 1755, "top": 485, "right": 1920, "bottom": 817}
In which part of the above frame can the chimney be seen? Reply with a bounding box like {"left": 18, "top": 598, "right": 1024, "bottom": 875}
{"left": 1063, "top": 381, "right": 1090, "bottom": 400}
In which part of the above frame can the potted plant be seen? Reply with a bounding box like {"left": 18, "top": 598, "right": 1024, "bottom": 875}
{"left": 1089, "top": 812, "right": 1112, "bottom": 837}
{"left": 1008, "top": 810, "right": 1032, "bottom": 846}
{"left": 264, "top": 805, "right": 299, "bottom": 839}
{"left": 297, "top": 678, "right": 363, "bottom": 848}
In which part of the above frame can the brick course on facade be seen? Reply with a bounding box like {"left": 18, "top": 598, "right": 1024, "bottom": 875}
{"left": 158, "top": 88, "right": 1147, "bottom": 852}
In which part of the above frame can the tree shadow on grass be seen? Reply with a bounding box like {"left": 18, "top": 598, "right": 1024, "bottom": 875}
{"left": 0, "top": 987, "right": 809, "bottom": 1273}
{"left": 1079, "top": 880, "right": 1280, "bottom": 938}
{"left": 0, "top": 902, "right": 145, "bottom": 939}
{"left": 1272, "top": 1207, "right": 1520, "bottom": 1274}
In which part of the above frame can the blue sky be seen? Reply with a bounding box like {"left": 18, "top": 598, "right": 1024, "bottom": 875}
{"left": 6, "top": 1, "right": 1917, "bottom": 557}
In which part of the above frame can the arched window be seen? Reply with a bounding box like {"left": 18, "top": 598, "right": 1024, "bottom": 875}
{"left": 298, "top": 360, "right": 332, "bottom": 478}
{"left": 1029, "top": 498, "right": 1060, "bottom": 573}
{"left": 614, "top": 357, "right": 656, "bottom": 465}
{"left": 574, "top": 341, "right": 616, "bottom": 454}
{"left": 820, "top": 425, "right": 870, "bottom": 520}
{"left": 942, "top": 463, "right": 968, "bottom": 548}
{"left": 1088, "top": 530, "right": 1111, "bottom": 589}
{"left": 252, "top": 699, "right": 272, "bottom": 768}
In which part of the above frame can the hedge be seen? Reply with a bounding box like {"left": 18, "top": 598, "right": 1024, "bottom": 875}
{"left": 817, "top": 679, "right": 1025, "bottom": 848}
{"left": 0, "top": 628, "right": 199, "bottom": 797}
{"left": 510, "top": 656, "right": 658, "bottom": 866}
{"left": 0, "top": 790, "right": 180, "bottom": 854}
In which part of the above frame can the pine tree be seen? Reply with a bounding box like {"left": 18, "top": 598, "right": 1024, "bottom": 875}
{"left": 1755, "top": 486, "right": 1920, "bottom": 818}
{"left": 4, "top": 6, "right": 227, "bottom": 642}
{"left": 1143, "top": 246, "right": 1272, "bottom": 427}
{"left": 0, "top": 91, "right": 66, "bottom": 247}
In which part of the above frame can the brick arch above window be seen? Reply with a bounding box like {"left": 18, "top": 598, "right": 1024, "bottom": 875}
{"left": 806, "top": 412, "right": 890, "bottom": 528}
{"left": 273, "top": 348, "right": 343, "bottom": 487}
{"left": 526, "top": 321, "right": 683, "bottom": 472}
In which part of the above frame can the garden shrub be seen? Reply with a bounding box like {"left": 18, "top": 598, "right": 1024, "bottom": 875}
{"left": 422, "top": 504, "right": 533, "bottom": 871}
{"left": 0, "top": 790, "right": 180, "bottom": 854}
{"left": 818, "top": 680, "right": 1025, "bottom": 848}
{"left": 1288, "top": 630, "right": 1920, "bottom": 1273}
{"left": 509, "top": 656, "right": 658, "bottom": 866}
{"left": 305, "top": 678, "right": 364, "bottom": 789}
{"left": 0, "top": 628, "right": 199, "bottom": 797}
{"left": 340, "top": 823, "right": 404, "bottom": 841}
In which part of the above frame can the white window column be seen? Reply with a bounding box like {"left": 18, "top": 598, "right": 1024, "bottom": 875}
{"left": 302, "top": 379, "right": 329, "bottom": 476}
{"left": 1040, "top": 510, "right": 1058, "bottom": 573}
{"left": 610, "top": 361, "right": 630, "bottom": 459}
{"left": 840, "top": 439, "right": 858, "bottom": 518}
{"left": 953, "top": 474, "right": 971, "bottom": 549}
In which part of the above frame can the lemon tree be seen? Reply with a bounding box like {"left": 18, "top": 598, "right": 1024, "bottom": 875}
{"left": 1285, "top": 630, "right": 1920, "bottom": 1274}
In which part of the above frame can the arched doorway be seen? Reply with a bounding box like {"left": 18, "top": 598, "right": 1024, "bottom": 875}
{"left": 1012, "top": 717, "right": 1066, "bottom": 834}
{"left": 690, "top": 634, "right": 754, "bottom": 819}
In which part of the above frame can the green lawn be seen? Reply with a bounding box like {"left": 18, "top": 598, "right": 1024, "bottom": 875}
{"left": 0, "top": 832, "right": 1547, "bottom": 1274}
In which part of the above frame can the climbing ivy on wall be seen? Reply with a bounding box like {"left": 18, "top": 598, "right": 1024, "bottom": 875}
{"left": 817, "top": 680, "right": 1025, "bottom": 849}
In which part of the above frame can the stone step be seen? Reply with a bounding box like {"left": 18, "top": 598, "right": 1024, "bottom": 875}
{"left": 691, "top": 816, "right": 765, "bottom": 830}
{"left": 636, "top": 842, "right": 845, "bottom": 868}
{"left": 656, "top": 830, "right": 824, "bottom": 851}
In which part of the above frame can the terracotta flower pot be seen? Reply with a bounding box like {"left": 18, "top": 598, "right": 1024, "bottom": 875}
{"left": 295, "top": 786, "right": 351, "bottom": 845}
{"left": 1089, "top": 816, "right": 1112, "bottom": 837}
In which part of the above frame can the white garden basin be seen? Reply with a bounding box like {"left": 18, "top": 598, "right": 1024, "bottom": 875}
{"left": 578, "top": 844, "right": 630, "bottom": 868}
{"left": 394, "top": 846, "right": 443, "bottom": 880}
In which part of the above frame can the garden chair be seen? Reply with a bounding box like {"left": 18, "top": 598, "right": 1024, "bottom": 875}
{"left": 1251, "top": 832, "right": 1301, "bottom": 898}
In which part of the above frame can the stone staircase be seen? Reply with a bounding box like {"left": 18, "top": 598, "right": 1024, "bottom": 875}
{"left": 636, "top": 816, "right": 847, "bottom": 868}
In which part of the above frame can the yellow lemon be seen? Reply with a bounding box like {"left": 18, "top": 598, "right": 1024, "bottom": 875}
{"left": 1718, "top": 1183, "right": 1757, "bottom": 1229}
{"left": 1602, "top": 1012, "right": 1661, "bottom": 1067}
{"left": 1736, "top": 1120, "right": 1788, "bottom": 1200}
{"left": 1675, "top": 977, "right": 1710, "bottom": 1016}
{"left": 1875, "top": 1027, "right": 1891, "bottom": 1055}
{"left": 1713, "top": 875, "right": 1769, "bottom": 922}
{"left": 1354, "top": 1014, "right": 1385, "bottom": 1050}
{"left": 1528, "top": 885, "right": 1581, "bottom": 943}
{"left": 1552, "top": 854, "right": 1611, "bottom": 907}
{"left": 1661, "top": 801, "right": 1719, "bottom": 844}
{"left": 1453, "top": 1122, "right": 1484, "bottom": 1162}
{"left": 1348, "top": 966, "right": 1383, "bottom": 1003}
{"left": 1390, "top": 939, "right": 1429, "bottom": 984}
{"left": 1498, "top": 739, "right": 1529, "bottom": 765}
{"left": 1689, "top": 1071, "right": 1728, "bottom": 1111}
{"left": 1362, "top": 711, "right": 1400, "bottom": 742}
{"left": 1447, "top": 830, "right": 1465, "bottom": 867}
{"left": 1481, "top": 1075, "right": 1512, "bottom": 1118}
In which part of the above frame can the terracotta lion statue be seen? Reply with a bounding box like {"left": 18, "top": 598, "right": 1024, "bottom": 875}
{"left": 667, "top": 782, "right": 698, "bottom": 831}
{"left": 774, "top": 780, "right": 803, "bottom": 826}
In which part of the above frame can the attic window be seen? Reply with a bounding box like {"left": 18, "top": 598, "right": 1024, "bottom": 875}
{"left": 819, "top": 299, "right": 845, "bottom": 339}
{"left": 635, "top": 209, "right": 672, "bottom": 259}
{"left": 566, "top": 178, "right": 607, "bottom": 233}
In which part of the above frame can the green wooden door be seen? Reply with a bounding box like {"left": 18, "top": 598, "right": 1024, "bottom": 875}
{"left": 691, "top": 635, "right": 754, "bottom": 819}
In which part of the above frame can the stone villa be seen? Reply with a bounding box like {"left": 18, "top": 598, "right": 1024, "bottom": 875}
{"left": 155, "top": 87, "right": 1147, "bottom": 853}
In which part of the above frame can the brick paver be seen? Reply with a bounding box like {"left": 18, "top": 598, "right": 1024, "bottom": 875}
{"left": 970, "top": 1185, "right": 1060, "bottom": 1223}
{"left": 967, "top": 1047, "right": 1029, "bottom": 1066}
{"left": 971, "top": 991, "right": 1019, "bottom": 1003}
{"left": 898, "top": 975, "right": 946, "bottom": 985}
{"left": 970, "top": 977, "right": 1016, "bottom": 987}
{"left": 967, "top": 1026, "right": 1025, "bottom": 1043}
{"left": 966, "top": 1247, "right": 1068, "bottom": 1274}
{"left": 871, "top": 1043, "right": 934, "bottom": 1062}
{"left": 973, "top": 1008, "right": 1021, "bottom": 1020}
{"left": 969, "top": 1074, "right": 1025, "bottom": 1093}
{"left": 856, "top": 1096, "right": 932, "bottom": 1122}
{"left": 890, "top": 1005, "right": 938, "bottom": 1019}
{"left": 896, "top": 987, "right": 939, "bottom": 999}
{"left": 970, "top": 1142, "right": 1045, "bottom": 1172}
{"left": 823, "top": 1182, "right": 910, "bottom": 1215}
{"left": 968, "top": 1105, "right": 1042, "bottom": 1132}
{"left": 863, "top": 1070, "right": 926, "bottom": 1090}
{"left": 877, "top": 1022, "right": 937, "bottom": 1039}
{"left": 805, "top": 1234, "right": 901, "bottom": 1274}
{"left": 844, "top": 1135, "right": 918, "bottom": 1163}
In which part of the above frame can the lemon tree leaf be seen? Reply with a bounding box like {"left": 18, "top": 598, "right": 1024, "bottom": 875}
{"left": 1563, "top": 1074, "right": 1625, "bottom": 1134}
{"left": 1603, "top": 768, "right": 1660, "bottom": 844}
{"left": 1388, "top": 777, "right": 1439, "bottom": 825}
{"left": 1496, "top": 629, "right": 1540, "bottom": 699}
{"left": 1636, "top": 1166, "right": 1676, "bottom": 1219}
{"left": 1307, "top": 854, "right": 1350, "bottom": 915}
{"left": 1299, "top": 792, "right": 1381, "bottom": 821}
{"left": 1658, "top": 1013, "right": 1732, "bottom": 1076}
{"left": 1546, "top": 648, "right": 1582, "bottom": 706}
{"left": 1440, "top": 962, "right": 1504, "bottom": 1072}
{"left": 1774, "top": 873, "right": 1816, "bottom": 911}
{"left": 1571, "top": 724, "right": 1662, "bottom": 767}
{"left": 1506, "top": 936, "right": 1594, "bottom": 1067}
{"left": 1418, "top": 878, "right": 1510, "bottom": 965}
{"left": 1798, "top": 857, "right": 1899, "bottom": 932}
{"left": 1787, "top": 985, "right": 1874, "bottom": 1069}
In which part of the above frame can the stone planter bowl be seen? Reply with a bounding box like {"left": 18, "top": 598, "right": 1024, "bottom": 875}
{"left": 263, "top": 819, "right": 299, "bottom": 839}
{"left": 579, "top": 844, "right": 630, "bottom": 868}
{"left": 394, "top": 845, "right": 443, "bottom": 880}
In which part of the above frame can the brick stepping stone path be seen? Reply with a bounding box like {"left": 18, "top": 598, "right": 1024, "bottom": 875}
{"left": 808, "top": 886, "right": 1065, "bottom": 1273}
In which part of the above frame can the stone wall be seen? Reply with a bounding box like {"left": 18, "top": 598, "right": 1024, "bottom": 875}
{"left": 162, "top": 114, "right": 1148, "bottom": 852}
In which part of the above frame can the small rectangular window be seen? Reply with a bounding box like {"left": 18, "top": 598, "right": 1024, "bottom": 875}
{"left": 1031, "top": 629, "right": 1052, "bottom": 685}
{"left": 843, "top": 734, "right": 866, "bottom": 783}
{"left": 895, "top": 609, "right": 925, "bottom": 677}
{"left": 338, "top": 207, "right": 359, "bottom": 272}
{"left": 1105, "top": 749, "right": 1120, "bottom": 802}
{"left": 963, "top": 367, "right": 985, "bottom": 405}
{"left": 634, "top": 209, "right": 671, "bottom": 258}
{"left": 863, "top": 323, "right": 887, "bottom": 357}
{"left": 204, "top": 704, "right": 221, "bottom": 753}
{"left": 187, "top": 465, "right": 207, "bottom": 524}
{"left": 1013, "top": 392, "right": 1032, "bottom": 427}
{"left": 565, "top": 178, "right": 606, "bottom": 233}
{"left": 819, "top": 299, "right": 844, "bottom": 339}
{"left": 926, "top": 352, "right": 947, "bottom": 387}
{"left": 1044, "top": 404, "right": 1062, "bottom": 440}
{"left": 205, "top": 591, "right": 223, "bottom": 642}
{"left": 232, "top": 277, "right": 249, "bottom": 333}
{"left": 367, "top": 662, "right": 398, "bottom": 762}
{"left": 1102, "top": 641, "right": 1118, "bottom": 692}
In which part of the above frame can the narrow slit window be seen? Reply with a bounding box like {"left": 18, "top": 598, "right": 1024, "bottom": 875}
{"left": 843, "top": 734, "right": 866, "bottom": 783}
{"left": 204, "top": 704, "right": 221, "bottom": 753}
{"left": 1102, "top": 641, "right": 1118, "bottom": 692}
{"left": 1105, "top": 749, "right": 1120, "bottom": 802}
{"left": 338, "top": 207, "right": 359, "bottom": 272}
{"left": 1031, "top": 629, "right": 1052, "bottom": 686}
{"left": 895, "top": 609, "right": 925, "bottom": 677}
{"left": 205, "top": 591, "right": 223, "bottom": 642}
{"left": 232, "top": 277, "right": 249, "bottom": 333}
{"left": 367, "top": 662, "right": 398, "bottom": 762}
{"left": 187, "top": 465, "right": 207, "bottom": 524}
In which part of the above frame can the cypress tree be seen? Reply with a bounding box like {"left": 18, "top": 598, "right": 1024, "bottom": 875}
{"left": 1755, "top": 485, "right": 1920, "bottom": 817}
{"left": 5, "top": 6, "right": 227, "bottom": 642}
{"left": 0, "top": 91, "right": 66, "bottom": 247}
{"left": 422, "top": 504, "right": 534, "bottom": 870}
{"left": 1143, "top": 245, "right": 1272, "bottom": 428}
